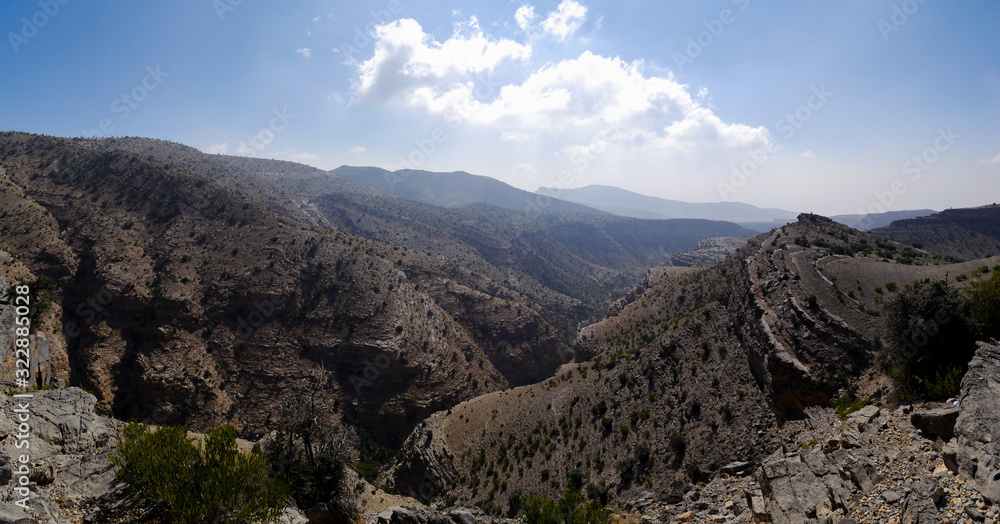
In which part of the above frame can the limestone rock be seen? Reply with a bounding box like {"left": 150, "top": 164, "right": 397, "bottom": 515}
{"left": 954, "top": 342, "right": 1000, "bottom": 503}
{"left": 900, "top": 479, "right": 940, "bottom": 524}
{"left": 910, "top": 406, "right": 960, "bottom": 442}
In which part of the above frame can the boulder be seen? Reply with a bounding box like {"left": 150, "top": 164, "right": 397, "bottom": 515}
{"left": 847, "top": 405, "right": 880, "bottom": 429}
{"left": 5, "top": 388, "right": 110, "bottom": 456}
{"left": 757, "top": 451, "right": 850, "bottom": 523}
{"left": 0, "top": 503, "right": 37, "bottom": 524}
{"left": 721, "top": 461, "right": 754, "bottom": 476}
{"left": 910, "top": 406, "right": 960, "bottom": 441}
{"left": 955, "top": 342, "right": 1000, "bottom": 503}
{"left": 900, "top": 479, "right": 941, "bottom": 524}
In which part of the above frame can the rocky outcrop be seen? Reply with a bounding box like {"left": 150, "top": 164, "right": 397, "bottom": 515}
{"left": 1, "top": 388, "right": 114, "bottom": 524}
{"left": 375, "top": 505, "right": 510, "bottom": 524}
{"left": 378, "top": 412, "right": 458, "bottom": 501}
{"left": 955, "top": 341, "right": 1000, "bottom": 503}
{"left": 900, "top": 479, "right": 942, "bottom": 524}
{"left": 910, "top": 405, "right": 960, "bottom": 441}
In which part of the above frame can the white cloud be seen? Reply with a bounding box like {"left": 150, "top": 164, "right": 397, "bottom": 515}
{"left": 206, "top": 143, "right": 228, "bottom": 154}
{"left": 515, "top": 163, "right": 537, "bottom": 175}
{"left": 355, "top": 18, "right": 531, "bottom": 104}
{"left": 541, "top": 0, "right": 587, "bottom": 41}
{"left": 515, "top": 5, "right": 536, "bottom": 32}
{"left": 352, "top": 14, "right": 771, "bottom": 201}
{"left": 350, "top": 145, "right": 367, "bottom": 154}
{"left": 296, "top": 48, "right": 312, "bottom": 58}
{"left": 979, "top": 153, "right": 1000, "bottom": 165}
{"left": 501, "top": 130, "right": 531, "bottom": 142}
{"left": 801, "top": 150, "right": 814, "bottom": 158}
{"left": 271, "top": 149, "right": 319, "bottom": 163}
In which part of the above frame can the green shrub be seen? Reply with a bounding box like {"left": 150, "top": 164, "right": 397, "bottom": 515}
{"left": 111, "top": 423, "right": 291, "bottom": 524}
{"left": 879, "top": 280, "right": 978, "bottom": 400}
{"left": 669, "top": 430, "right": 685, "bottom": 455}
{"left": 522, "top": 488, "right": 610, "bottom": 524}
{"left": 798, "top": 438, "right": 819, "bottom": 450}
{"left": 925, "top": 365, "right": 964, "bottom": 400}
{"left": 966, "top": 270, "right": 1000, "bottom": 341}
{"left": 833, "top": 391, "right": 867, "bottom": 421}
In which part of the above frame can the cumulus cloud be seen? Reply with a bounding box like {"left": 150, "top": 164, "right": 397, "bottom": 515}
{"left": 501, "top": 130, "right": 531, "bottom": 142}
{"left": 296, "top": 48, "right": 312, "bottom": 58}
{"left": 206, "top": 143, "right": 228, "bottom": 154}
{"left": 979, "top": 153, "right": 1000, "bottom": 165}
{"left": 801, "top": 150, "right": 814, "bottom": 158}
{"left": 541, "top": 0, "right": 587, "bottom": 41}
{"left": 352, "top": 13, "right": 771, "bottom": 196}
{"left": 351, "top": 145, "right": 367, "bottom": 154}
{"left": 515, "top": 5, "right": 536, "bottom": 32}
{"left": 515, "top": 163, "right": 537, "bottom": 175}
{"left": 271, "top": 149, "right": 319, "bottom": 163}
{"left": 355, "top": 17, "right": 531, "bottom": 104}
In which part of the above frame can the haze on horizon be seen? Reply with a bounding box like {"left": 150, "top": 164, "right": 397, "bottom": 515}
{"left": 2, "top": 0, "right": 998, "bottom": 217}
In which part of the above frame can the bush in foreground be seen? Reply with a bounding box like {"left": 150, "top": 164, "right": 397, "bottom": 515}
{"left": 261, "top": 378, "right": 359, "bottom": 522}
{"left": 111, "top": 423, "right": 291, "bottom": 524}
{"left": 879, "top": 279, "right": 978, "bottom": 400}
{"left": 522, "top": 488, "right": 610, "bottom": 524}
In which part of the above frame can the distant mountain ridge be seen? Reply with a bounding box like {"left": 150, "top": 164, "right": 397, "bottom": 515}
{"left": 333, "top": 166, "right": 607, "bottom": 215}
{"left": 535, "top": 184, "right": 799, "bottom": 224}
{"left": 872, "top": 205, "right": 1000, "bottom": 260}
{"left": 831, "top": 209, "right": 935, "bottom": 230}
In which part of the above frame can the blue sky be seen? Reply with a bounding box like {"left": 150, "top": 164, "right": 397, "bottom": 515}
{"left": 2, "top": 0, "right": 998, "bottom": 215}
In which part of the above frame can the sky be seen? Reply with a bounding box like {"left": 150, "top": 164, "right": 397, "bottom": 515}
{"left": 1, "top": 0, "right": 998, "bottom": 216}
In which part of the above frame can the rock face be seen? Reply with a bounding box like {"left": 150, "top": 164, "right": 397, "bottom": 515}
{"left": 1, "top": 388, "right": 115, "bottom": 524}
{"left": 757, "top": 447, "right": 880, "bottom": 523}
{"left": 955, "top": 341, "right": 1000, "bottom": 503}
{"left": 900, "top": 479, "right": 942, "bottom": 524}
{"left": 910, "top": 406, "right": 960, "bottom": 441}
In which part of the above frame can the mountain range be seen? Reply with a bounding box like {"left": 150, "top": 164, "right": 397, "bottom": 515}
{"left": 3, "top": 132, "right": 1000, "bottom": 523}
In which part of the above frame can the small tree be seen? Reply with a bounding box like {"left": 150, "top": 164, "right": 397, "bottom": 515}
{"left": 111, "top": 423, "right": 291, "bottom": 524}
{"left": 261, "top": 376, "right": 359, "bottom": 522}
{"left": 879, "top": 280, "right": 978, "bottom": 400}
{"left": 967, "top": 270, "right": 1000, "bottom": 341}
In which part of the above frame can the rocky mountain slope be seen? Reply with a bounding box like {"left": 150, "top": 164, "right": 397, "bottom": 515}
{"left": 6, "top": 339, "right": 1000, "bottom": 524}
{"left": 830, "top": 209, "right": 935, "bottom": 231}
{"left": 381, "top": 213, "right": 1000, "bottom": 514}
{"left": 0, "top": 132, "right": 754, "bottom": 459}
{"left": 873, "top": 205, "right": 1000, "bottom": 261}
{"left": 0, "top": 132, "right": 510, "bottom": 449}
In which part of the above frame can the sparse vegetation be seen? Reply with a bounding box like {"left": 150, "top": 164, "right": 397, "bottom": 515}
{"left": 522, "top": 488, "right": 610, "bottom": 524}
{"left": 879, "top": 280, "right": 978, "bottom": 400}
{"left": 111, "top": 423, "right": 291, "bottom": 524}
